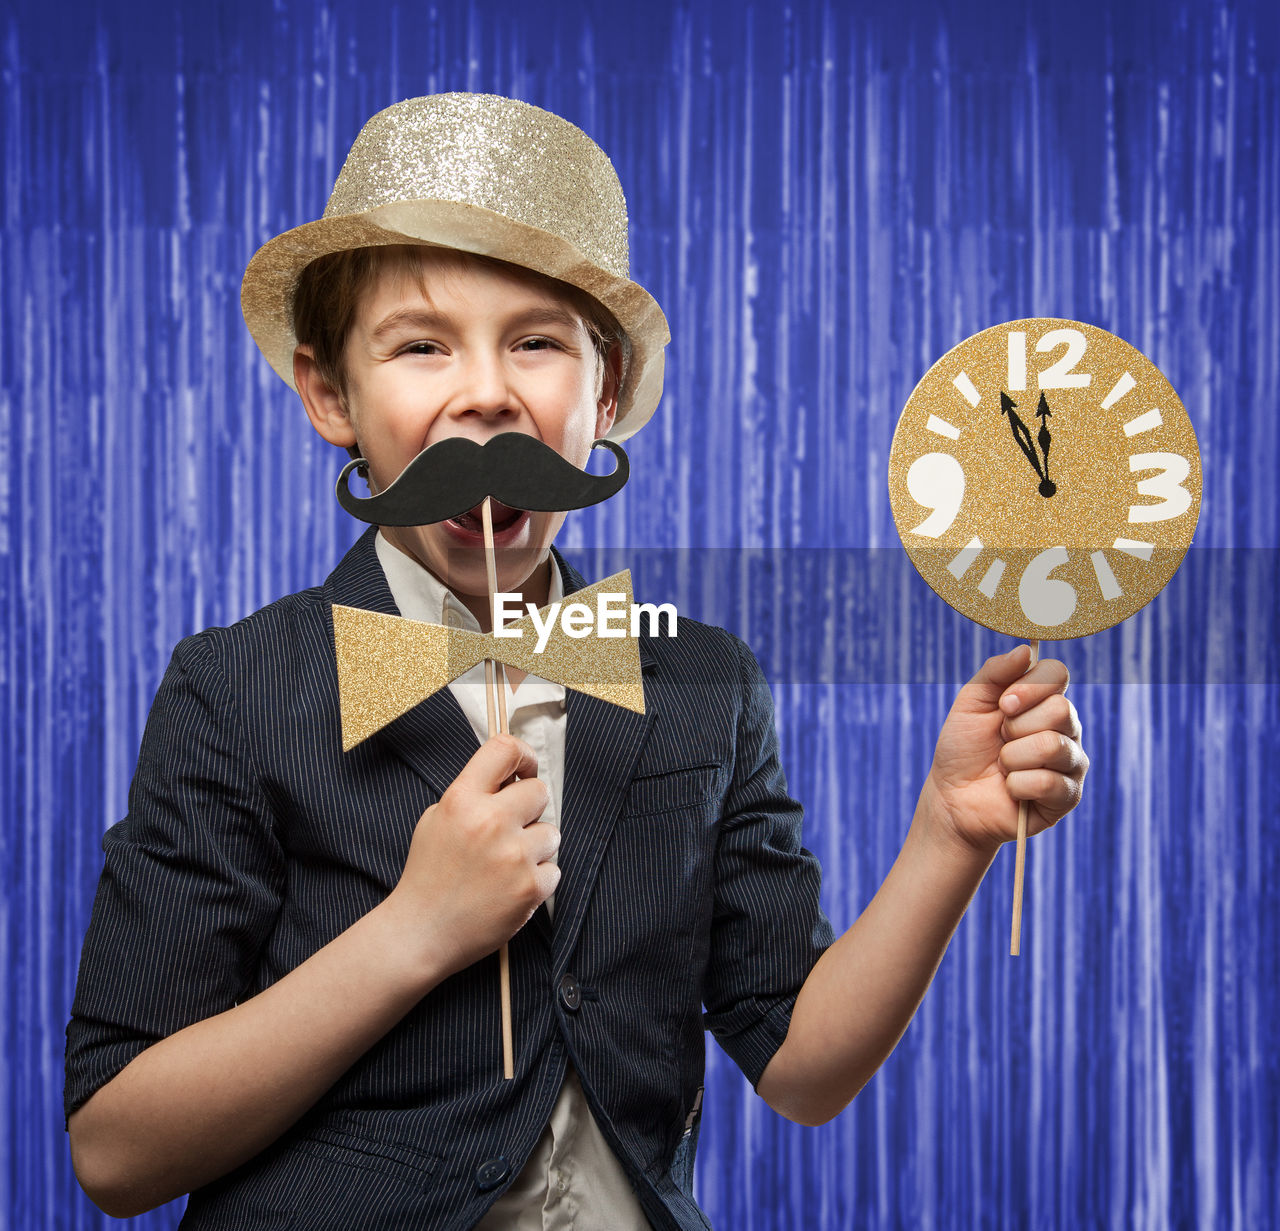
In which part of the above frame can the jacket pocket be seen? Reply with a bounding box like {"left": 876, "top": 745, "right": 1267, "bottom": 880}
{"left": 622, "top": 764, "right": 719, "bottom": 817}
{"left": 294, "top": 1123, "right": 443, "bottom": 1190}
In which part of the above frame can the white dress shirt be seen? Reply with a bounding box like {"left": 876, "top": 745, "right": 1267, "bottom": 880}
{"left": 375, "top": 533, "right": 652, "bottom": 1230}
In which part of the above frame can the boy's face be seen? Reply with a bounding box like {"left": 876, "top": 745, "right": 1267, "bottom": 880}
{"left": 297, "top": 252, "right": 618, "bottom": 615}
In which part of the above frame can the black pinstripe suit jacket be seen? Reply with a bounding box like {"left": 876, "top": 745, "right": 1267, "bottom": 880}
{"left": 66, "top": 527, "right": 834, "bottom": 1230}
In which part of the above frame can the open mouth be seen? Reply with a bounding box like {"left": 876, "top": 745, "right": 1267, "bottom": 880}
{"left": 446, "top": 499, "right": 527, "bottom": 537}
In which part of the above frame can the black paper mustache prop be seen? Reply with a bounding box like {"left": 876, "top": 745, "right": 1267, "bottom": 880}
{"left": 336, "top": 433, "right": 629, "bottom": 526}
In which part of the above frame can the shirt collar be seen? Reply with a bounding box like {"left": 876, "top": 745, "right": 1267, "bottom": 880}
{"left": 375, "top": 531, "right": 564, "bottom": 628}
{"left": 373, "top": 531, "right": 566, "bottom": 708}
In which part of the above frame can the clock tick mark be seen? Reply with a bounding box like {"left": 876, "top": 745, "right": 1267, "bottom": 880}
{"left": 947, "top": 536, "right": 983, "bottom": 580}
{"left": 1123, "top": 408, "right": 1163, "bottom": 437}
{"left": 926, "top": 415, "right": 961, "bottom": 440}
{"left": 952, "top": 372, "right": 981, "bottom": 407}
{"left": 1090, "top": 551, "right": 1123, "bottom": 600}
{"left": 1114, "top": 538, "right": 1155, "bottom": 560}
{"left": 1101, "top": 371, "right": 1136, "bottom": 410}
{"left": 977, "top": 559, "right": 1006, "bottom": 598}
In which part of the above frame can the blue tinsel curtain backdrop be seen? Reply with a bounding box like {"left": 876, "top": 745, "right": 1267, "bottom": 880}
{"left": 3, "top": 1, "right": 1277, "bottom": 1227}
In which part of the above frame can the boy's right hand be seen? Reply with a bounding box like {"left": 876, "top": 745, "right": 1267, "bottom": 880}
{"left": 385, "top": 733, "right": 559, "bottom": 980}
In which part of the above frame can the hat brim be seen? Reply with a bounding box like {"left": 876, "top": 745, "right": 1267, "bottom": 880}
{"left": 241, "top": 200, "right": 669, "bottom": 441}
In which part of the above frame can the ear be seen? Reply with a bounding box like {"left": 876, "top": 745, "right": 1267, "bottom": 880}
{"left": 594, "top": 342, "right": 623, "bottom": 438}
{"left": 294, "top": 346, "right": 358, "bottom": 449}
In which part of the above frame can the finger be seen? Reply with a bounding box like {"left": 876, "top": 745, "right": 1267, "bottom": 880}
{"left": 1004, "top": 767, "right": 1084, "bottom": 819}
{"left": 498, "top": 776, "right": 553, "bottom": 823}
{"left": 999, "top": 730, "right": 1088, "bottom": 776}
{"left": 954, "top": 644, "right": 1035, "bottom": 711}
{"left": 457, "top": 733, "right": 541, "bottom": 792}
{"left": 522, "top": 820, "right": 561, "bottom": 864}
{"left": 998, "top": 658, "right": 1069, "bottom": 718}
{"left": 532, "top": 861, "right": 562, "bottom": 904}
{"left": 1001, "top": 693, "right": 1081, "bottom": 742}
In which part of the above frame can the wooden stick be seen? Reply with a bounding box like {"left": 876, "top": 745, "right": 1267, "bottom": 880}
{"left": 480, "top": 499, "right": 510, "bottom": 723}
{"left": 483, "top": 659, "right": 498, "bottom": 737}
{"left": 1009, "top": 639, "right": 1040, "bottom": 956}
{"left": 481, "top": 497, "right": 515, "bottom": 1079}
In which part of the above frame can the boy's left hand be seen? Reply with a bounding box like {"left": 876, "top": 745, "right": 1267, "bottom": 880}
{"left": 924, "top": 644, "right": 1088, "bottom": 857}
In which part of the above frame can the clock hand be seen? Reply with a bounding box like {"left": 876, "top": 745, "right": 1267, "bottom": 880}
{"left": 1034, "top": 392, "right": 1056, "bottom": 497}
{"left": 999, "top": 392, "right": 1046, "bottom": 482}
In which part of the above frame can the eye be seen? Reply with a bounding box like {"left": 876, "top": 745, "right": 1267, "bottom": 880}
{"left": 517, "top": 336, "right": 561, "bottom": 352}
{"left": 400, "top": 340, "right": 443, "bottom": 356}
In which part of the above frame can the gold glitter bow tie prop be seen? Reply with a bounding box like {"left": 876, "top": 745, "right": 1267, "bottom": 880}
{"left": 331, "top": 570, "right": 645, "bottom": 751}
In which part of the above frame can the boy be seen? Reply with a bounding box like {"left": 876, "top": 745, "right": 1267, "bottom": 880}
{"left": 66, "top": 94, "right": 1087, "bottom": 1229}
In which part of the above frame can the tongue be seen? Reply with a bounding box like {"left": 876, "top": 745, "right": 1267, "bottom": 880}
{"left": 489, "top": 499, "right": 521, "bottom": 526}
{"left": 455, "top": 499, "right": 522, "bottom": 531}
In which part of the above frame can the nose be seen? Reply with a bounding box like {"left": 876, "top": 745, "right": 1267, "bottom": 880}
{"left": 449, "top": 348, "right": 520, "bottom": 428}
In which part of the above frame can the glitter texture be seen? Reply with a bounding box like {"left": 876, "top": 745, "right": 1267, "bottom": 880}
{"left": 332, "top": 570, "right": 645, "bottom": 751}
{"left": 887, "top": 319, "right": 1203, "bottom": 640}
{"left": 327, "top": 94, "right": 629, "bottom": 277}
{"left": 241, "top": 94, "right": 670, "bottom": 438}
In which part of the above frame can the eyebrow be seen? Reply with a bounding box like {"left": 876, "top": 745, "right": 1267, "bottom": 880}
{"left": 368, "top": 304, "right": 583, "bottom": 341}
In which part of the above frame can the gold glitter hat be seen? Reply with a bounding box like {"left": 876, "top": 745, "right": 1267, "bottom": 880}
{"left": 241, "top": 93, "right": 669, "bottom": 439}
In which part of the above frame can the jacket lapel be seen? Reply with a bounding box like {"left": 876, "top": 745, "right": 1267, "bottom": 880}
{"left": 323, "top": 528, "right": 481, "bottom": 799}
{"left": 549, "top": 553, "right": 658, "bottom": 966}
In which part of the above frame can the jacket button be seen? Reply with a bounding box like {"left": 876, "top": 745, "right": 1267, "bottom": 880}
{"left": 475, "top": 1156, "right": 511, "bottom": 1192}
{"left": 558, "top": 973, "right": 582, "bottom": 1012}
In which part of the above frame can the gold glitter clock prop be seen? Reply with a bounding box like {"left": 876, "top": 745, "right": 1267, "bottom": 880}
{"left": 888, "top": 318, "right": 1201, "bottom": 640}
{"left": 888, "top": 317, "right": 1202, "bottom": 952}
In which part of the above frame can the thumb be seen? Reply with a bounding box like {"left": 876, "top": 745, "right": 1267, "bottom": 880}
{"left": 955, "top": 644, "right": 1034, "bottom": 713}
